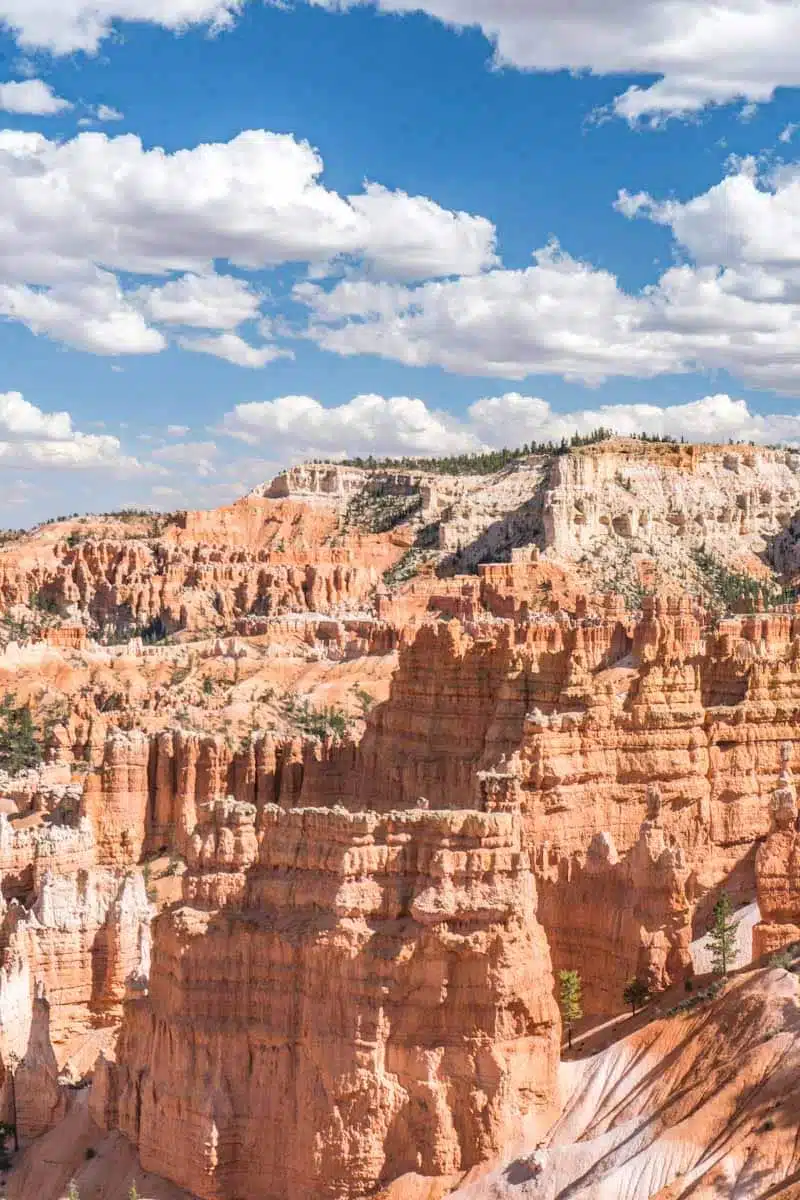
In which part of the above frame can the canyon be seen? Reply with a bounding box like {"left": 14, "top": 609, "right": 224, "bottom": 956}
{"left": 0, "top": 437, "right": 799, "bottom": 1198}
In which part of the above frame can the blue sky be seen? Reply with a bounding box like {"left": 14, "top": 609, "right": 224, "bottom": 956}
{"left": 1, "top": 0, "right": 800, "bottom": 522}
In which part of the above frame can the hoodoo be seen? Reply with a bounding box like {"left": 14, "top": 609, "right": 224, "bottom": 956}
{"left": 2, "top": 440, "right": 800, "bottom": 1196}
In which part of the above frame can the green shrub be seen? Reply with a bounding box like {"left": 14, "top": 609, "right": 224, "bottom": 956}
{"left": 280, "top": 693, "right": 351, "bottom": 740}
{"left": 623, "top": 977, "right": 650, "bottom": 1015}
{"left": 769, "top": 948, "right": 795, "bottom": 970}
{"left": 0, "top": 694, "right": 43, "bottom": 775}
{"left": 692, "top": 548, "right": 796, "bottom": 615}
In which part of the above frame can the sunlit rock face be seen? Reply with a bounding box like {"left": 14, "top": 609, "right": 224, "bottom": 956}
{"left": 96, "top": 801, "right": 560, "bottom": 1200}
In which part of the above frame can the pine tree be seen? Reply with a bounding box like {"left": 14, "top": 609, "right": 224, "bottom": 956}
{"left": 623, "top": 977, "right": 650, "bottom": 1016}
{"left": 708, "top": 891, "right": 740, "bottom": 976}
{"left": 0, "top": 694, "right": 42, "bottom": 775}
{"left": 558, "top": 969, "right": 582, "bottom": 1050}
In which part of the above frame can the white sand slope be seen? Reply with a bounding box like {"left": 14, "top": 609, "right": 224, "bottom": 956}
{"left": 451, "top": 967, "right": 800, "bottom": 1199}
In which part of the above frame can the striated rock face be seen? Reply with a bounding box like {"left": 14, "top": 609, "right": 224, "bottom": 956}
{"left": 537, "top": 788, "right": 693, "bottom": 1012}
{"left": 282, "top": 600, "right": 800, "bottom": 1005}
{"left": 753, "top": 742, "right": 800, "bottom": 956}
{"left": 12, "top": 991, "right": 67, "bottom": 1142}
{"left": 1, "top": 867, "right": 151, "bottom": 1035}
{"left": 96, "top": 801, "right": 560, "bottom": 1200}
{"left": 84, "top": 731, "right": 151, "bottom": 865}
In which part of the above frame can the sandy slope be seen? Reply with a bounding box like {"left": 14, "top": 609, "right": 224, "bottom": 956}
{"left": 451, "top": 968, "right": 800, "bottom": 1200}
{"left": 4, "top": 1091, "right": 194, "bottom": 1200}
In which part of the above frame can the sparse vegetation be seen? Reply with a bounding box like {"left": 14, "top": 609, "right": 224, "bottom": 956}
{"left": 382, "top": 547, "right": 435, "bottom": 588}
{"left": 279, "top": 693, "right": 351, "bottom": 740}
{"left": 769, "top": 944, "right": 799, "bottom": 970}
{"left": 339, "top": 428, "right": 616, "bottom": 476}
{"left": 352, "top": 686, "right": 375, "bottom": 716}
{"left": 708, "top": 891, "right": 740, "bottom": 976}
{"left": 665, "top": 978, "right": 724, "bottom": 1017}
{"left": 558, "top": 969, "right": 583, "bottom": 1050}
{"left": 623, "top": 977, "right": 650, "bottom": 1016}
{"left": 171, "top": 663, "right": 192, "bottom": 687}
{"left": 343, "top": 488, "right": 423, "bottom": 534}
{"left": 692, "top": 548, "right": 797, "bottom": 616}
{"left": 0, "top": 694, "right": 43, "bottom": 775}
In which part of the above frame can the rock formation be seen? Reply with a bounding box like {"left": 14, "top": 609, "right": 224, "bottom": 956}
{"left": 2, "top": 438, "right": 800, "bottom": 1198}
{"left": 94, "top": 800, "right": 559, "bottom": 1199}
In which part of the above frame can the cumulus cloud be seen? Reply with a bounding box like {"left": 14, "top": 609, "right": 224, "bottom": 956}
{"left": 0, "top": 79, "right": 71, "bottom": 114}
{"left": 0, "top": 129, "right": 494, "bottom": 283}
{"left": 178, "top": 331, "right": 290, "bottom": 367}
{"left": 0, "top": 272, "right": 167, "bottom": 355}
{"left": 0, "top": 0, "right": 245, "bottom": 55}
{"left": 616, "top": 163, "right": 800, "bottom": 271}
{"left": 298, "top": 156, "right": 800, "bottom": 396}
{"left": 307, "top": 0, "right": 800, "bottom": 123}
{"left": 220, "top": 393, "right": 480, "bottom": 457}
{"left": 219, "top": 390, "right": 800, "bottom": 462}
{"left": 0, "top": 1, "right": 798, "bottom": 124}
{"left": 299, "top": 243, "right": 682, "bottom": 384}
{"left": 0, "top": 126, "right": 495, "bottom": 359}
{"left": 133, "top": 272, "right": 262, "bottom": 330}
{"left": 0, "top": 391, "right": 143, "bottom": 470}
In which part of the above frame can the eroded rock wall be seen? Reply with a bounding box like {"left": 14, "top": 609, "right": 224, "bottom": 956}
{"left": 97, "top": 801, "right": 560, "bottom": 1200}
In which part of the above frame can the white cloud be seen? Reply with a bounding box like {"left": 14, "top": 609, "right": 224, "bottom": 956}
{"left": 307, "top": 0, "right": 800, "bottom": 123}
{"left": 0, "top": 390, "right": 143, "bottom": 470}
{"left": 343, "top": 184, "right": 497, "bottom": 280}
{"left": 780, "top": 123, "right": 798, "bottom": 144}
{"left": 0, "top": 128, "right": 494, "bottom": 283}
{"left": 166, "top": 424, "right": 189, "bottom": 436}
{"left": 299, "top": 242, "right": 683, "bottom": 383}
{"left": 297, "top": 156, "right": 800, "bottom": 395}
{"left": 178, "top": 331, "right": 289, "bottom": 367}
{"left": 465, "top": 392, "right": 800, "bottom": 447}
{"left": 221, "top": 393, "right": 479, "bottom": 457}
{"left": 616, "top": 163, "right": 800, "bottom": 271}
{"left": 96, "top": 104, "right": 124, "bottom": 121}
{"left": 0, "top": 79, "right": 71, "bottom": 115}
{"left": 0, "top": 126, "right": 495, "bottom": 358}
{"left": 0, "top": 272, "right": 167, "bottom": 355}
{"left": 0, "top": 1, "right": 797, "bottom": 124}
{"left": 220, "top": 389, "right": 800, "bottom": 462}
{"left": 152, "top": 439, "right": 218, "bottom": 475}
{"left": 133, "top": 272, "right": 262, "bottom": 329}
{"left": 0, "top": 0, "right": 245, "bottom": 55}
